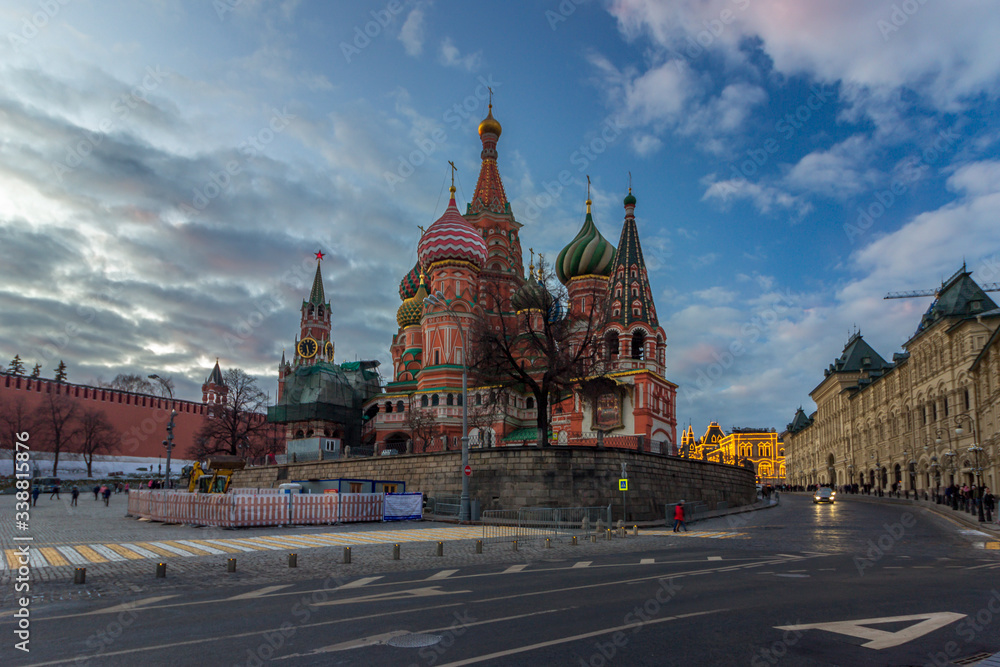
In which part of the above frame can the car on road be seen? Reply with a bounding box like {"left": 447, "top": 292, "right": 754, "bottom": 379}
{"left": 813, "top": 487, "right": 835, "bottom": 504}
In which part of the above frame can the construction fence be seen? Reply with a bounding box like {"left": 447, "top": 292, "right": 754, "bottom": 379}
{"left": 126, "top": 489, "right": 415, "bottom": 528}
{"left": 482, "top": 505, "right": 613, "bottom": 543}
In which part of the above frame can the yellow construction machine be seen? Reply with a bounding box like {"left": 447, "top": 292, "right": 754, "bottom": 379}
{"left": 182, "top": 456, "right": 246, "bottom": 493}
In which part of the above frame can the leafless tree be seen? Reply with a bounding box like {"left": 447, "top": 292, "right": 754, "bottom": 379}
{"left": 0, "top": 397, "right": 35, "bottom": 471}
{"left": 470, "top": 258, "right": 609, "bottom": 447}
{"left": 98, "top": 373, "right": 173, "bottom": 397}
{"left": 466, "top": 386, "right": 510, "bottom": 447}
{"left": 404, "top": 405, "right": 441, "bottom": 453}
{"left": 75, "top": 409, "right": 119, "bottom": 477}
{"left": 32, "top": 393, "right": 79, "bottom": 476}
{"left": 190, "top": 368, "right": 270, "bottom": 458}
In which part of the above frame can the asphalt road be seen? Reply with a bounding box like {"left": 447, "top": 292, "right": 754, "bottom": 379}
{"left": 4, "top": 494, "right": 1000, "bottom": 667}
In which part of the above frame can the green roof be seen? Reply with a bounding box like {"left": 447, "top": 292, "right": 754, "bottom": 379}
{"left": 502, "top": 427, "right": 552, "bottom": 442}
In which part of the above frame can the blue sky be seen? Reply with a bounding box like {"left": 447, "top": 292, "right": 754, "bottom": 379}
{"left": 2, "top": 0, "right": 999, "bottom": 437}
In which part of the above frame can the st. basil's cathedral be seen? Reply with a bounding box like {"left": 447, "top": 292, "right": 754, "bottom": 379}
{"left": 272, "top": 103, "right": 678, "bottom": 455}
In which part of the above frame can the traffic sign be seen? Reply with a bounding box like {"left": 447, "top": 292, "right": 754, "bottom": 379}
{"left": 619, "top": 478, "right": 628, "bottom": 491}
{"left": 464, "top": 465, "right": 472, "bottom": 477}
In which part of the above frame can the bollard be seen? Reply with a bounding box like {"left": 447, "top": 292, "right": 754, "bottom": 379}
{"left": 512, "top": 540, "right": 518, "bottom": 552}
{"left": 74, "top": 567, "right": 86, "bottom": 585}
{"left": 633, "top": 525, "right": 638, "bottom": 536}
{"left": 606, "top": 528, "right": 612, "bottom": 541}
{"left": 288, "top": 553, "right": 297, "bottom": 568}
{"left": 571, "top": 536, "right": 578, "bottom": 546}
{"left": 436, "top": 542, "right": 443, "bottom": 557}
{"left": 476, "top": 540, "right": 483, "bottom": 554}
{"left": 545, "top": 538, "right": 551, "bottom": 549}
{"left": 227, "top": 558, "right": 237, "bottom": 573}
{"left": 393, "top": 543, "right": 400, "bottom": 560}
{"left": 155, "top": 562, "right": 166, "bottom": 578}
{"left": 590, "top": 534, "right": 597, "bottom": 543}
{"left": 344, "top": 546, "right": 351, "bottom": 564}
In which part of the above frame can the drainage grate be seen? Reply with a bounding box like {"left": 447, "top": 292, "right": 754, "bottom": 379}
{"left": 952, "top": 652, "right": 994, "bottom": 665}
{"left": 387, "top": 634, "right": 443, "bottom": 648}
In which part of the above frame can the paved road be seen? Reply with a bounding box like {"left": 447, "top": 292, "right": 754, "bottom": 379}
{"left": 3, "top": 493, "right": 1000, "bottom": 666}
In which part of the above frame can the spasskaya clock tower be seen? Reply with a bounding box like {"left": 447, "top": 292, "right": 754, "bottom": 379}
{"left": 277, "top": 251, "right": 334, "bottom": 401}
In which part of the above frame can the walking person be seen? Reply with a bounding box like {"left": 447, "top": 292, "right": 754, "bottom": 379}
{"left": 49, "top": 482, "right": 61, "bottom": 500}
{"left": 93, "top": 484, "right": 100, "bottom": 501}
{"left": 71, "top": 486, "right": 79, "bottom": 506}
{"left": 673, "top": 500, "right": 688, "bottom": 533}
{"left": 31, "top": 485, "right": 39, "bottom": 506}
{"left": 101, "top": 485, "right": 111, "bottom": 506}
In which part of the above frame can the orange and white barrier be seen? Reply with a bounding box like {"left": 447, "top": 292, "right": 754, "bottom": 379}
{"left": 290, "top": 492, "right": 339, "bottom": 525}
{"left": 339, "top": 493, "right": 383, "bottom": 522}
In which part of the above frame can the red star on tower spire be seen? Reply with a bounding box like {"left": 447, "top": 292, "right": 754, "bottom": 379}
{"left": 315, "top": 250, "right": 325, "bottom": 261}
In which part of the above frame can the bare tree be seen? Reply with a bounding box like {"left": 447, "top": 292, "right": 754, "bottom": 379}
{"left": 190, "top": 368, "right": 269, "bottom": 458}
{"left": 404, "top": 406, "right": 441, "bottom": 453}
{"left": 98, "top": 373, "right": 173, "bottom": 396}
{"left": 75, "top": 409, "right": 119, "bottom": 477}
{"left": 470, "top": 258, "right": 609, "bottom": 447}
{"left": 32, "top": 393, "right": 79, "bottom": 476}
{"left": 466, "top": 386, "right": 510, "bottom": 447}
{"left": 0, "top": 397, "right": 35, "bottom": 473}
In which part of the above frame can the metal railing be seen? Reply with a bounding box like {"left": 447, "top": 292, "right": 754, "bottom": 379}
{"left": 482, "top": 505, "right": 612, "bottom": 543}
{"left": 426, "top": 496, "right": 462, "bottom": 516}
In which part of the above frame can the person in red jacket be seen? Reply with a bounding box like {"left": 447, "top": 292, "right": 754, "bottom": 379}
{"left": 673, "top": 500, "right": 687, "bottom": 532}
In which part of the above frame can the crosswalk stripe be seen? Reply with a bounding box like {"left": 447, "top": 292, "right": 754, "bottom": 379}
{"left": 4, "top": 550, "right": 20, "bottom": 569}
{"left": 120, "top": 543, "right": 162, "bottom": 559}
{"left": 29, "top": 549, "right": 49, "bottom": 567}
{"left": 175, "top": 540, "right": 226, "bottom": 555}
{"left": 163, "top": 541, "right": 215, "bottom": 556}
{"left": 134, "top": 542, "right": 185, "bottom": 558}
{"left": 640, "top": 558, "right": 655, "bottom": 564}
{"left": 39, "top": 547, "right": 69, "bottom": 566}
{"left": 503, "top": 564, "right": 529, "bottom": 573}
{"left": 144, "top": 542, "right": 198, "bottom": 557}
{"left": 73, "top": 545, "right": 109, "bottom": 563}
{"left": 708, "top": 556, "right": 723, "bottom": 561}
{"left": 186, "top": 539, "right": 241, "bottom": 554}
{"left": 55, "top": 546, "right": 90, "bottom": 565}
{"left": 88, "top": 545, "right": 127, "bottom": 562}
{"left": 103, "top": 544, "right": 146, "bottom": 560}
{"left": 572, "top": 561, "right": 592, "bottom": 568}
{"left": 231, "top": 538, "right": 288, "bottom": 551}
{"left": 426, "top": 569, "right": 458, "bottom": 580}
{"left": 199, "top": 539, "right": 259, "bottom": 553}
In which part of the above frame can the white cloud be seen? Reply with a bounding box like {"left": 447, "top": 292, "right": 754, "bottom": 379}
{"left": 398, "top": 5, "right": 426, "bottom": 57}
{"left": 702, "top": 177, "right": 812, "bottom": 218}
{"left": 439, "top": 37, "right": 482, "bottom": 71}
{"left": 784, "top": 135, "right": 880, "bottom": 197}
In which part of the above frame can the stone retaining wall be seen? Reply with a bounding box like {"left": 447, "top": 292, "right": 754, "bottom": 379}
{"left": 231, "top": 447, "right": 755, "bottom": 521}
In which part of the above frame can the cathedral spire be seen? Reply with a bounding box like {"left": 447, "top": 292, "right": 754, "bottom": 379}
{"left": 469, "top": 99, "right": 508, "bottom": 215}
{"left": 606, "top": 190, "right": 658, "bottom": 328}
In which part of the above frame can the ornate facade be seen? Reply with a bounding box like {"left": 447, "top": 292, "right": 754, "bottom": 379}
{"left": 362, "top": 103, "right": 677, "bottom": 453}
{"left": 784, "top": 265, "right": 999, "bottom": 494}
{"left": 680, "top": 422, "right": 786, "bottom": 483}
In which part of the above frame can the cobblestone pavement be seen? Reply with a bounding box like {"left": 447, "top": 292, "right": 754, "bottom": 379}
{"left": 0, "top": 493, "right": 750, "bottom": 608}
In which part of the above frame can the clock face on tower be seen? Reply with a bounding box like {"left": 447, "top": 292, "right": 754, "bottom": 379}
{"left": 325, "top": 340, "right": 333, "bottom": 359}
{"left": 297, "top": 337, "right": 318, "bottom": 359}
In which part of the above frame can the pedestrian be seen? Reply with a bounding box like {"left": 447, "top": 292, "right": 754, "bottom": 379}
{"left": 49, "top": 482, "right": 61, "bottom": 500}
{"left": 124, "top": 482, "right": 129, "bottom": 494}
{"left": 673, "top": 500, "right": 687, "bottom": 533}
{"left": 71, "top": 486, "right": 79, "bottom": 506}
{"left": 93, "top": 484, "right": 100, "bottom": 501}
{"left": 101, "top": 485, "right": 111, "bottom": 506}
{"left": 31, "top": 486, "right": 40, "bottom": 506}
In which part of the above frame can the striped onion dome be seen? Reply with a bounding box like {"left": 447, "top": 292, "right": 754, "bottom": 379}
{"left": 417, "top": 186, "right": 487, "bottom": 269}
{"left": 555, "top": 199, "right": 616, "bottom": 284}
{"left": 396, "top": 274, "right": 428, "bottom": 328}
{"left": 398, "top": 261, "right": 421, "bottom": 300}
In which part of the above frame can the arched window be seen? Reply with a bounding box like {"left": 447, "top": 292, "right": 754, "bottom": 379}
{"left": 432, "top": 394, "right": 440, "bottom": 406}
{"left": 385, "top": 402, "right": 392, "bottom": 413}
{"left": 318, "top": 306, "right": 324, "bottom": 317}
{"left": 306, "top": 429, "right": 314, "bottom": 437}
{"left": 434, "top": 350, "right": 440, "bottom": 365}
{"left": 476, "top": 394, "right": 482, "bottom": 406}
{"left": 396, "top": 400, "right": 404, "bottom": 413}
{"left": 295, "top": 430, "right": 304, "bottom": 438}
{"left": 631, "top": 330, "right": 645, "bottom": 360}
{"left": 446, "top": 393, "right": 454, "bottom": 406}
{"left": 605, "top": 332, "right": 619, "bottom": 358}
{"left": 526, "top": 397, "right": 535, "bottom": 409}
{"left": 421, "top": 395, "right": 429, "bottom": 407}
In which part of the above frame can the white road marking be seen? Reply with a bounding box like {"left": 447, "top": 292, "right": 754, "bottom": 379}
{"left": 88, "top": 544, "right": 127, "bottom": 562}
{"left": 315, "top": 586, "right": 470, "bottom": 607}
{"left": 146, "top": 541, "right": 198, "bottom": 557}
{"left": 776, "top": 612, "right": 967, "bottom": 650}
{"left": 227, "top": 585, "right": 294, "bottom": 600}
{"left": 176, "top": 540, "right": 227, "bottom": 555}
{"left": 337, "top": 576, "right": 383, "bottom": 589}
{"left": 571, "top": 561, "right": 592, "bottom": 569}
{"left": 200, "top": 539, "right": 257, "bottom": 553}
{"left": 84, "top": 596, "right": 180, "bottom": 616}
{"left": 640, "top": 558, "right": 655, "bottom": 564}
{"left": 708, "top": 556, "right": 722, "bottom": 561}
{"left": 120, "top": 543, "right": 161, "bottom": 558}
{"left": 427, "top": 569, "right": 459, "bottom": 581}
{"left": 55, "top": 546, "right": 89, "bottom": 565}
{"left": 503, "top": 564, "right": 529, "bottom": 573}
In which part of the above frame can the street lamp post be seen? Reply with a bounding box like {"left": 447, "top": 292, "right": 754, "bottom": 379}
{"left": 161, "top": 409, "right": 176, "bottom": 489}
{"left": 424, "top": 291, "right": 471, "bottom": 522}
{"left": 148, "top": 374, "right": 174, "bottom": 400}
{"left": 955, "top": 416, "right": 987, "bottom": 523}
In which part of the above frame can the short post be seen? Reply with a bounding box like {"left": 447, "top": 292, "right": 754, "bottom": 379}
{"left": 475, "top": 540, "right": 483, "bottom": 554}
{"left": 590, "top": 534, "right": 597, "bottom": 543}
{"left": 545, "top": 538, "right": 551, "bottom": 549}
{"left": 436, "top": 542, "right": 444, "bottom": 557}
{"left": 571, "top": 536, "right": 578, "bottom": 546}
{"left": 606, "top": 528, "right": 612, "bottom": 541}
{"left": 288, "top": 553, "right": 297, "bottom": 568}
{"left": 393, "top": 543, "right": 400, "bottom": 560}
{"left": 74, "top": 567, "right": 86, "bottom": 585}
{"left": 512, "top": 540, "right": 518, "bottom": 552}
{"left": 227, "top": 558, "right": 236, "bottom": 573}
{"left": 155, "top": 562, "right": 166, "bottom": 578}
{"left": 343, "top": 546, "right": 351, "bottom": 564}
{"left": 633, "top": 525, "right": 638, "bottom": 536}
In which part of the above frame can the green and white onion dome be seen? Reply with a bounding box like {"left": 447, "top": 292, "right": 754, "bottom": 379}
{"left": 555, "top": 200, "right": 616, "bottom": 284}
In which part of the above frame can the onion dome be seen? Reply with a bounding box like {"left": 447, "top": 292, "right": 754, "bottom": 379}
{"left": 555, "top": 199, "right": 616, "bottom": 284}
{"left": 624, "top": 189, "right": 636, "bottom": 207}
{"left": 398, "top": 260, "right": 421, "bottom": 301}
{"left": 417, "top": 186, "right": 487, "bottom": 269}
{"left": 396, "top": 273, "right": 428, "bottom": 328}
{"left": 512, "top": 269, "right": 546, "bottom": 312}
{"left": 478, "top": 103, "right": 502, "bottom": 137}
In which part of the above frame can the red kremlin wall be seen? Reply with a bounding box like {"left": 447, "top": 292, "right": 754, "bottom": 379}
{"left": 0, "top": 374, "right": 214, "bottom": 458}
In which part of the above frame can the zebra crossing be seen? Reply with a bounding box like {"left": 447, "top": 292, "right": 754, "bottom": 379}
{"left": 643, "top": 529, "right": 747, "bottom": 539}
{"left": 1, "top": 525, "right": 487, "bottom": 570}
